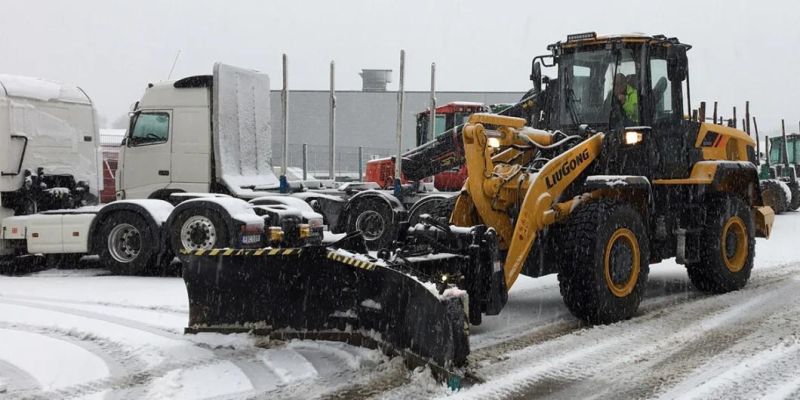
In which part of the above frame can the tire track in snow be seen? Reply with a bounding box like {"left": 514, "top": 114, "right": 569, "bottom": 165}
{"left": 0, "top": 359, "right": 40, "bottom": 398}
{"left": 0, "top": 293, "right": 187, "bottom": 315}
{"left": 398, "top": 263, "right": 800, "bottom": 399}
{"left": 0, "top": 298, "right": 181, "bottom": 340}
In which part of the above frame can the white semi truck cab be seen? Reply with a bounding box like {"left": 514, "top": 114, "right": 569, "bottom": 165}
{"left": 0, "top": 66, "right": 324, "bottom": 275}
{"left": 118, "top": 64, "right": 281, "bottom": 202}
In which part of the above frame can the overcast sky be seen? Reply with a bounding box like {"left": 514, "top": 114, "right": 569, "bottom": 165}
{"left": 2, "top": 0, "right": 798, "bottom": 134}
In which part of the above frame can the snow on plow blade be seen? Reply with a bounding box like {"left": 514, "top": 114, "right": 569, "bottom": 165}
{"left": 182, "top": 246, "right": 470, "bottom": 368}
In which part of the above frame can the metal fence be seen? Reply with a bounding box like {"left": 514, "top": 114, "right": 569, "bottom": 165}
{"left": 272, "top": 143, "right": 396, "bottom": 180}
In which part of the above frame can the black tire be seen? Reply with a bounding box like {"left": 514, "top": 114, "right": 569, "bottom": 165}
{"left": 760, "top": 180, "right": 788, "bottom": 214}
{"left": 686, "top": 195, "right": 755, "bottom": 293}
{"left": 789, "top": 181, "right": 800, "bottom": 211}
{"left": 345, "top": 197, "right": 398, "bottom": 251}
{"left": 170, "top": 208, "right": 231, "bottom": 260}
{"left": 407, "top": 195, "right": 456, "bottom": 226}
{"left": 98, "top": 210, "right": 158, "bottom": 275}
{"left": 557, "top": 200, "right": 650, "bottom": 324}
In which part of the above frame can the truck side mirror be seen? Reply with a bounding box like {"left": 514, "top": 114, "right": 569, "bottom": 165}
{"left": 667, "top": 46, "right": 688, "bottom": 82}
{"left": 530, "top": 61, "right": 542, "bottom": 95}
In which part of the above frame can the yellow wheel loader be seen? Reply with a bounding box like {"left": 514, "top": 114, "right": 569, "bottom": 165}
{"left": 180, "top": 33, "right": 774, "bottom": 373}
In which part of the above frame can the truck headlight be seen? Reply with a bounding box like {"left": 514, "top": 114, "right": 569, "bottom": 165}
{"left": 624, "top": 131, "right": 643, "bottom": 145}
{"left": 487, "top": 137, "right": 501, "bottom": 148}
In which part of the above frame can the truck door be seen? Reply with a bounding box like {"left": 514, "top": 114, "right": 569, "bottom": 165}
{"left": 647, "top": 54, "right": 687, "bottom": 179}
{"left": 118, "top": 111, "right": 172, "bottom": 199}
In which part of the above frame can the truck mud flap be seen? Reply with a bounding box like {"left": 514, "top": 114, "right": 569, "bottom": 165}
{"left": 182, "top": 246, "right": 470, "bottom": 368}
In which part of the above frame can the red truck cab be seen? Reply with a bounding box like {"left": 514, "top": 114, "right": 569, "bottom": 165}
{"left": 365, "top": 102, "right": 489, "bottom": 190}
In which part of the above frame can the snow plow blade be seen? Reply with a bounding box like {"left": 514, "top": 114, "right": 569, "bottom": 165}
{"left": 182, "top": 244, "right": 470, "bottom": 368}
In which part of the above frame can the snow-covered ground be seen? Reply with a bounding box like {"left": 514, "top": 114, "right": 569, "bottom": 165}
{"left": 1, "top": 213, "right": 800, "bottom": 399}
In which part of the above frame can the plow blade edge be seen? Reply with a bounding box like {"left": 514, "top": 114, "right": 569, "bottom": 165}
{"left": 183, "top": 247, "right": 470, "bottom": 368}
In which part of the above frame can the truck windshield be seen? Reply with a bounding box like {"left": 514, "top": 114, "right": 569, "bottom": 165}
{"left": 130, "top": 112, "right": 169, "bottom": 145}
{"left": 559, "top": 46, "right": 639, "bottom": 128}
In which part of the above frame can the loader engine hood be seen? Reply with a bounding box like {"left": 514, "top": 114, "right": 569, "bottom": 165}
{"left": 211, "top": 63, "right": 278, "bottom": 196}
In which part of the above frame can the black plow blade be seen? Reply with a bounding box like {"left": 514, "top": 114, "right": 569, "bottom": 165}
{"left": 182, "top": 246, "right": 470, "bottom": 369}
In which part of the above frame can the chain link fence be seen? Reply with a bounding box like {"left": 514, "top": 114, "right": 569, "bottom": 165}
{"left": 272, "top": 144, "right": 396, "bottom": 180}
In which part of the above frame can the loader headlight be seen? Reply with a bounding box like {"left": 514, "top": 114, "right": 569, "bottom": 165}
{"left": 487, "top": 137, "right": 501, "bottom": 148}
{"left": 624, "top": 130, "right": 643, "bottom": 145}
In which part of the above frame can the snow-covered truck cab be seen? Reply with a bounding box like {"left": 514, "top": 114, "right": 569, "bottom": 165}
{"left": 117, "top": 76, "right": 213, "bottom": 200}
{"left": 0, "top": 74, "right": 102, "bottom": 258}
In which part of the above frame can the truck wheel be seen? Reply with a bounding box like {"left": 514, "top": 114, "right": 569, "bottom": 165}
{"left": 760, "top": 180, "right": 787, "bottom": 214}
{"left": 99, "top": 211, "right": 157, "bottom": 275}
{"left": 170, "top": 208, "right": 231, "bottom": 259}
{"left": 686, "top": 195, "right": 754, "bottom": 293}
{"left": 407, "top": 195, "right": 456, "bottom": 226}
{"left": 346, "top": 197, "right": 396, "bottom": 250}
{"left": 557, "top": 200, "right": 650, "bottom": 324}
{"left": 789, "top": 181, "right": 800, "bottom": 211}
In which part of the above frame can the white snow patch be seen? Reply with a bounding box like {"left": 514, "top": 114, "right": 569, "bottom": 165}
{"left": 113, "top": 199, "right": 174, "bottom": 226}
{"left": 260, "top": 348, "right": 318, "bottom": 383}
{"left": 360, "top": 299, "right": 382, "bottom": 310}
{"left": 145, "top": 361, "right": 252, "bottom": 400}
{"left": 0, "top": 328, "right": 109, "bottom": 390}
{"left": 0, "top": 74, "right": 90, "bottom": 104}
{"left": 180, "top": 197, "right": 264, "bottom": 227}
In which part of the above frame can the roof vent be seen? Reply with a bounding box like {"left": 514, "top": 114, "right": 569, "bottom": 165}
{"left": 359, "top": 69, "right": 393, "bottom": 92}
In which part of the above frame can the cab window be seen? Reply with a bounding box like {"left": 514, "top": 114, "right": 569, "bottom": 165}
{"left": 130, "top": 112, "right": 169, "bottom": 145}
{"left": 650, "top": 58, "right": 674, "bottom": 121}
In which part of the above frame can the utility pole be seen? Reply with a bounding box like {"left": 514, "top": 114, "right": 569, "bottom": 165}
{"left": 280, "top": 54, "right": 289, "bottom": 193}
{"left": 393, "top": 50, "right": 405, "bottom": 198}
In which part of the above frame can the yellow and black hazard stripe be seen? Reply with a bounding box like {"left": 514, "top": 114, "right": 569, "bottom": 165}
{"left": 326, "top": 251, "right": 377, "bottom": 271}
{"left": 180, "top": 248, "right": 303, "bottom": 257}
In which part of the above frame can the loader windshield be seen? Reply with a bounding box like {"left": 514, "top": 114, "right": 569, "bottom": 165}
{"left": 559, "top": 45, "right": 640, "bottom": 129}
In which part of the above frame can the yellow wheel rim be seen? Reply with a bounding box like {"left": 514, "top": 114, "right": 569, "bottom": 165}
{"left": 721, "top": 216, "right": 748, "bottom": 273}
{"left": 603, "top": 228, "right": 641, "bottom": 298}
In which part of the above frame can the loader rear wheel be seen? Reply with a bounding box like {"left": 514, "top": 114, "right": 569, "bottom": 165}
{"left": 760, "top": 180, "right": 787, "bottom": 214}
{"left": 346, "top": 197, "right": 396, "bottom": 250}
{"left": 686, "top": 195, "right": 754, "bottom": 293}
{"left": 98, "top": 211, "right": 157, "bottom": 275}
{"left": 170, "top": 208, "right": 231, "bottom": 258}
{"left": 557, "top": 201, "right": 650, "bottom": 324}
{"left": 789, "top": 181, "right": 800, "bottom": 211}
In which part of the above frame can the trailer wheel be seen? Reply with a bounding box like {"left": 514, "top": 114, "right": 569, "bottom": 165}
{"left": 170, "top": 208, "right": 231, "bottom": 258}
{"left": 760, "top": 180, "right": 787, "bottom": 214}
{"left": 346, "top": 197, "right": 396, "bottom": 250}
{"left": 98, "top": 210, "right": 157, "bottom": 275}
{"left": 687, "top": 195, "right": 754, "bottom": 293}
{"left": 789, "top": 181, "right": 800, "bottom": 211}
{"left": 557, "top": 200, "right": 650, "bottom": 324}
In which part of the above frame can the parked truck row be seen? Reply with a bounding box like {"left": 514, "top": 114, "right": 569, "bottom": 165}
{"left": 0, "top": 64, "right": 507, "bottom": 274}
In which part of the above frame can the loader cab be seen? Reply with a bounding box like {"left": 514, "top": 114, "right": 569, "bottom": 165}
{"left": 545, "top": 32, "right": 692, "bottom": 178}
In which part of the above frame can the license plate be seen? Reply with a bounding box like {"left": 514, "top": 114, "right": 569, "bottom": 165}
{"left": 241, "top": 234, "right": 261, "bottom": 245}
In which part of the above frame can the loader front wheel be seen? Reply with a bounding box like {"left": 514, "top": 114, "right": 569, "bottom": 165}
{"left": 686, "top": 195, "right": 754, "bottom": 293}
{"left": 99, "top": 211, "right": 157, "bottom": 275}
{"left": 557, "top": 201, "right": 650, "bottom": 324}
